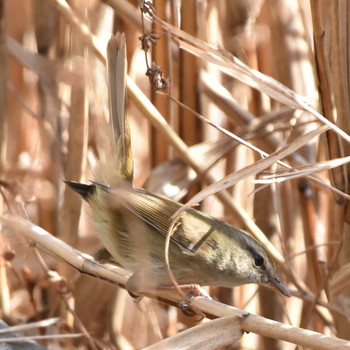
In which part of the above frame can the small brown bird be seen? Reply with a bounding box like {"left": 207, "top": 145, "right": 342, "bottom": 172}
{"left": 65, "top": 178, "right": 290, "bottom": 297}
{"left": 65, "top": 33, "right": 290, "bottom": 298}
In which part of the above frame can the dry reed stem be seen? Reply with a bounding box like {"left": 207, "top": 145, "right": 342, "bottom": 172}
{"left": 0, "top": 317, "right": 59, "bottom": 333}
{"left": 201, "top": 71, "right": 305, "bottom": 163}
{"left": 174, "top": 126, "right": 329, "bottom": 215}
{"left": 193, "top": 298, "right": 350, "bottom": 350}
{"left": 143, "top": 316, "right": 242, "bottom": 350}
{"left": 59, "top": 35, "right": 88, "bottom": 250}
{"left": 0, "top": 0, "right": 6, "bottom": 169}
{"left": 102, "top": 0, "right": 151, "bottom": 32}
{"left": 310, "top": 0, "right": 334, "bottom": 121}
{"left": 149, "top": 1, "right": 171, "bottom": 166}
{"left": 57, "top": 27, "right": 89, "bottom": 334}
{"left": 201, "top": 71, "right": 350, "bottom": 201}
{"left": 0, "top": 334, "right": 83, "bottom": 343}
{"left": 0, "top": 0, "right": 8, "bottom": 318}
{"left": 1, "top": 215, "right": 130, "bottom": 287}
{"left": 1, "top": 214, "right": 350, "bottom": 349}
{"left": 179, "top": 1, "right": 201, "bottom": 149}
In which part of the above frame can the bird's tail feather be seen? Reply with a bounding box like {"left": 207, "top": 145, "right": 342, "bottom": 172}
{"left": 64, "top": 180, "right": 95, "bottom": 200}
{"left": 95, "top": 32, "right": 133, "bottom": 187}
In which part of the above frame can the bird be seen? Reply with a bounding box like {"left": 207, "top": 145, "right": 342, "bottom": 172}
{"left": 65, "top": 32, "right": 290, "bottom": 298}
{"left": 65, "top": 178, "right": 290, "bottom": 297}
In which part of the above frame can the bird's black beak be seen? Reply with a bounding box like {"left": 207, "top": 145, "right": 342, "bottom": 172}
{"left": 270, "top": 276, "right": 291, "bottom": 297}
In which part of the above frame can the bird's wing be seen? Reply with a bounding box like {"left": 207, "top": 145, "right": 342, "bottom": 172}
{"left": 106, "top": 186, "right": 218, "bottom": 255}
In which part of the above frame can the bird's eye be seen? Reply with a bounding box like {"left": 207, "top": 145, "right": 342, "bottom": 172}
{"left": 254, "top": 254, "right": 264, "bottom": 267}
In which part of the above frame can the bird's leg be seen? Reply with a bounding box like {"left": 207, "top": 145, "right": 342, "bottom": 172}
{"left": 126, "top": 272, "right": 211, "bottom": 298}
{"left": 154, "top": 284, "right": 212, "bottom": 299}
{"left": 126, "top": 272, "right": 208, "bottom": 317}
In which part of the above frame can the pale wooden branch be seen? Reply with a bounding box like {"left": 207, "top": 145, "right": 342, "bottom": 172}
{"left": 1, "top": 214, "right": 350, "bottom": 350}
{"left": 1, "top": 214, "right": 130, "bottom": 288}
{"left": 193, "top": 298, "right": 350, "bottom": 350}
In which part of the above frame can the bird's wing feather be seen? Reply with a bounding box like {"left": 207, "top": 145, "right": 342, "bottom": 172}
{"left": 112, "top": 187, "right": 219, "bottom": 255}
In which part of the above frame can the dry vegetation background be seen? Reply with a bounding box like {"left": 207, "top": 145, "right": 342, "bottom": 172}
{"left": 1, "top": 0, "right": 350, "bottom": 349}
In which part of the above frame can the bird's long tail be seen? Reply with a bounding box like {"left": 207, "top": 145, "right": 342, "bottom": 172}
{"left": 95, "top": 32, "right": 133, "bottom": 187}
{"left": 65, "top": 33, "right": 133, "bottom": 201}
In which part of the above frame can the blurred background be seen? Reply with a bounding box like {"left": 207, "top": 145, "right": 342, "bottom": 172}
{"left": 1, "top": 0, "right": 350, "bottom": 349}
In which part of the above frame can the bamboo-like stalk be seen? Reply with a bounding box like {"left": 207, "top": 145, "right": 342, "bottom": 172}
{"left": 58, "top": 34, "right": 88, "bottom": 256}
{"left": 298, "top": 179, "right": 323, "bottom": 331}
{"left": 328, "top": 0, "right": 350, "bottom": 340}
{"left": 309, "top": 0, "right": 334, "bottom": 122}
{"left": 29, "top": 0, "right": 60, "bottom": 245}
{"left": 102, "top": 0, "right": 150, "bottom": 32}
{"left": 0, "top": 0, "right": 9, "bottom": 320}
{"left": 179, "top": 0, "right": 200, "bottom": 148}
{"left": 57, "top": 26, "right": 89, "bottom": 333}
{"left": 150, "top": 1, "right": 170, "bottom": 166}
{"left": 177, "top": 0, "right": 201, "bottom": 206}
{"left": 0, "top": 0, "right": 6, "bottom": 170}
